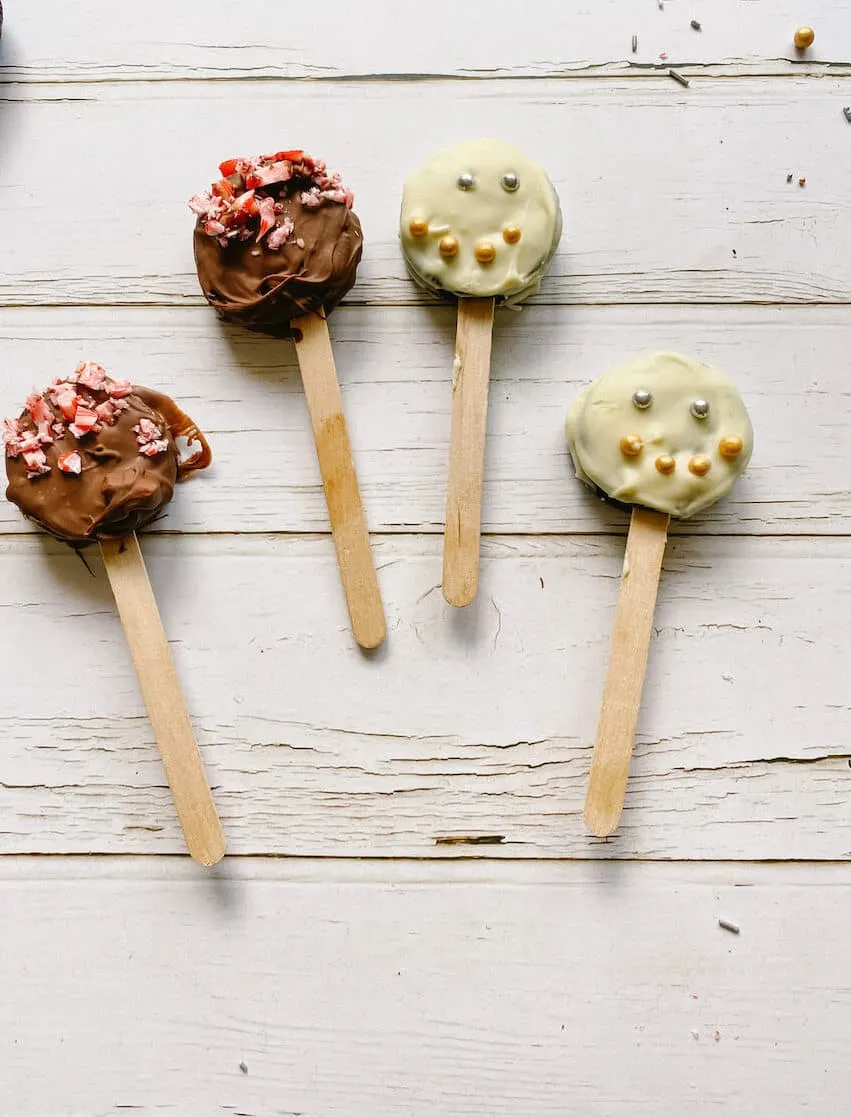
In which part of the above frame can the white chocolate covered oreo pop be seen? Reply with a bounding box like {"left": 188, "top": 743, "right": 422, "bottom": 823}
{"left": 566, "top": 352, "right": 753, "bottom": 519}
{"left": 400, "top": 138, "right": 562, "bottom": 305}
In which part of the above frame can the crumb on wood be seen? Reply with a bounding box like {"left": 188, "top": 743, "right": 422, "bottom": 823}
{"left": 239, "top": 1062, "right": 248, "bottom": 1074}
{"left": 539, "top": 576, "right": 545, "bottom": 589}
{"left": 690, "top": 19, "right": 702, "bottom": 31}
{"left": 434, "top": 834, "right": 505, "bottom": 846}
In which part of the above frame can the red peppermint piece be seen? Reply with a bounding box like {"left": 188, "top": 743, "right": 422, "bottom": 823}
{"left": 22, "top": 448, "right": 50, "bottom": 477}
{"left": 212, "top": 178, "right": 235, "bottom": 200}
{"left": 218, "top": 158, "right": 241, "bottom": 177}
{"left": 95, "top": 400, "right": 117, "bottom": 424}
{"left": 108, "top": 379, "right": 133, "bottom": 399}
{"left": 69, "top": 404, "right": 99, "bottom": 438}
{"left": 55, "top": 389, "right": 79, "bottom": 422}
{"left": 75, "top": 362, "right": 108, "bottom": 391}
{"left": 26, "top": 392, "right": 54, "bottom": 426}
{"left": 58, "top": 450, "right": 82, "bottom": 475}
{"left": 139, "top": 439, "right": 169, "bottom": 457}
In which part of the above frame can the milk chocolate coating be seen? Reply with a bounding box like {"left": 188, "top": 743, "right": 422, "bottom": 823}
{"left": 5, "top": 385, "right": 210, "bottom": 545}
{"left": 193, "top": 188, "right": 363, "bottom": 337}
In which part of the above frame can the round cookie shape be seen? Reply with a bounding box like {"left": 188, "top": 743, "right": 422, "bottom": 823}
{"left": 565, "top": 352, "right": 753, "bottom": 519}
{"left": 190, "top": 151, "right": 363, "bottom": 337}
{"left": 4, "top": 363, "right": 211, "bottom": 544}
{"left": 400, "top": 138, "right": 562, "bottom": 305}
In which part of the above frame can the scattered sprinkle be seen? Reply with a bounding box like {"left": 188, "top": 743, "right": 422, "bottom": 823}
{"left": 669, "top": 68, "right": 690, "bottom": 87}
{"left": 239, "top": 1062, "right": 248, "bottom": 1075}
{"left": 690, "top": 1029, "right": 699, "bottom": 1040}
{"left": 799, "top": 177, "right": 806, "bottom": 187}
{"left": 719, "top": 919, "right": 740, "bottom": 934}
{"left": 786, "top": 173, "right": 794, "bottom": 183}
{"left": 843, "top": 106, "right": 851, "bottom": 123}
{"left": 690, "top": 19, "right": 702, "bottom": 31}
{"left": 714, "top": 1030, "right": 721, "bottom": 1043}
{"left": 632, "top": 34, "right": 638, "bottom": 53}
{"left": 659, "top": 51, "right": 668, "bottom": 61}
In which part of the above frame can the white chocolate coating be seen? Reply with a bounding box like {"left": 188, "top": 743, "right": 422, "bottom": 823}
{"left": 400, "top": 138, "right": 562, "bottom": 305}
{"left": 565, "top": 352, "right": 753, "bottom": 519}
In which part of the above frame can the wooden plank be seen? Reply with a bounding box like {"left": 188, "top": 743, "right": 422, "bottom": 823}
{"left": 1, "top": 80, "right": 850, "bottom": 307}
{"left": 0, "top": 304, "right": 847, "bottom": 537}
{"left": 0, "top": 533, "right": 848, "bottom": 860}
{"left": 0, "top": 857, "right": 849, "bottom": 1116}
{"left": 4, "top": 0, "right": 850, "bottom": 80}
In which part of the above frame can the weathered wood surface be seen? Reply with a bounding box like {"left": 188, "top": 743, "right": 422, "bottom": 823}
{"left": 1, "top": 534, "right": 846, "bottom": 859}
{"left": 0, "top": 305, "right": 846, "bottom": 536}
{"left": 1, "top": 82, "right": 850, "bottom": 307}
{"left": 2, "top": 858, "right": 850, "bottom": 1117}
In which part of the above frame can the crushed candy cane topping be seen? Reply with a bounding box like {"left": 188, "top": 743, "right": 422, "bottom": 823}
{"left": 134, "top": 417, "right": 169, "bottom": 458}
{"left": 188, "top": 150, "right": 354, "bottom": 249}
{"left": 2, "top": 363, "right": 164, "bottom": 481}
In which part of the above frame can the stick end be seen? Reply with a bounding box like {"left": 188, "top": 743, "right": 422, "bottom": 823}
{"left": 583, "top": 800, "right": 621, "bottom": 839}
{"left": 189, "top": 829, "right": 227, "bottom": 867}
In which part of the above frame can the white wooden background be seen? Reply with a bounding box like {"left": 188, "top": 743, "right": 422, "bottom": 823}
{"left": 2, "top": 2, "right": 850, "bottom": 1113}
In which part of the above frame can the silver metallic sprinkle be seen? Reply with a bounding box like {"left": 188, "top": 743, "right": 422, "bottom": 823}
{"left": 632, "top": 388, "right": 653, "bottom": 409}
{"left": 690, "top": 398, "right": 710, "bottom": 419}
{"left": 457, "top": 172, "right": 475, "bottom": 191}
{"left": 501, "top": 172, "right": 520, "bottom": 192}
{"left": 786, "top": 172, "right": 794, "bottom": 183}
{"left": 690, "top": 19, "right": 702, "bottom": 31}
{"left": 718, "top": 919, "right": 740, "bottom": 935}
{"left": 669, "top": 69, "right": 690, "bottom": 87}
{"left": 632, "top": 34, "right": 638, "bottom": 53}
{"left": 844, "top": 106, "right": 851, "bottom": 123}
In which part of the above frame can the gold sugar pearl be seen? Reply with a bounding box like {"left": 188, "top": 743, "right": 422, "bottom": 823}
{"left": 794, "top": 26, "right": 815, "bottom": 50}
{"left": 409, "top": 217, "right": 429, "bottom": 238}
{"left": 655, "top": 454, "right": 676, "bottom": 475}
{"left": 719, "top": 435, "right": 744, "bottom": 460}
{"left": 439, "top": 235, "right": 459, "bottom": 259}
{"left": 475, "top": 240, "right": 497, "bottom": 265}
{"left": 688, "top": 455, "right": 712, "bottom": 476}
{"left": 620, "top": 433, "right": 643, "bottom": 458}
{"left": 503, "top": 225, "right": 522, "bottom": 245}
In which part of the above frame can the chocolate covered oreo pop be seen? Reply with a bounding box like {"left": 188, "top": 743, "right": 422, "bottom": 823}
{"left": 3, "top": 364, "right": 223, "bottom": 866}
{"left": 188, "top": 151, "right": 385, "bottom": 649}
{"left": 190, "top": 151, "right": 362, "bottom": 336}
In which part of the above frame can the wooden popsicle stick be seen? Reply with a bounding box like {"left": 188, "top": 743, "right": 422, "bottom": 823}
{"left": 292, "top": 311, "right": 386, "bottom": 650}
{"left": 100, "top": 533, "right": 226, "bottom": 867}
{"left": 583, "top": 507, "right": 670, "bottom": 838}
{"left": 442, "top": 296, "right": 496, "bottom": 608}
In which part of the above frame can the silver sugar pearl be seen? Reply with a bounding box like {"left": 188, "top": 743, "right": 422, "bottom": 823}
{"left": 501, "top": 172, "right": 520, "bottom": 192}
{"left": 457, "top": 172, "right": 476, "bottom": 190}
{"left": 690, "top": 398, "right": 710, "bottom": 419}
{"left": 632, "top": 388, "right": 653, "bottom": 409}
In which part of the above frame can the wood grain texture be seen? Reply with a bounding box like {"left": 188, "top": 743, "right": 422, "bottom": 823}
{"left": 1, "top": 533, "right": 848, "bottom": 860}
{"left": 3, "top": 0, "right": 849, "bottom": 80}
{"left": 100, "top": 535, "right": 225, "bottom": 864}
{"left": 443, "top": 298, "right": 495, "bottom": 607}
{"left": 0, "top": 304, "right": 846, "bottom": 537}
{"left": 1, "top": 857, "right": 850, "bottom": 1117}
{"left": 585, "top": 508, "right": 669, "bottom": 837}
{"left": 1, "top": 81, "right": 850, "bottom": 307}
{"left": 293, "top": 313, "right": 385, "bottom": 648}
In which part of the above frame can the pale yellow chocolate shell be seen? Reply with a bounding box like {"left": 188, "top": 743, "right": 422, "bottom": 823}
{"left": 400, "top": 138, "right": 562, "bottom": 305}
{"left": 565, "top": 352, "right": 753, "bottom": 519}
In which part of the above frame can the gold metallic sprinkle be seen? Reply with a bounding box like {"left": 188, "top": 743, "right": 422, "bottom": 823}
{"left": 688, "top": 455, "right": 712, "bottom": 476}
{"left": 475, "top": 240, "right": 497, "bottom": 264}
{"left": 620, "top": 434, "right": 643, "bottom": 458}
{"left": 655, "top": 454, "right": 676, "bottom": 474}
{"left": 719, "top": 436, "right": 744, "bottom": 460}
{"left": 502, "top": 225, "right": 522, "bottom": 244}
{"left": 409, "top": 217, "right": 429, "bottom": 238}
{"left": 439, "top": 235, "right": 459, "bottom": 259}
{"left": 794, "top": 26, "right": 815, "bottom": 50}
